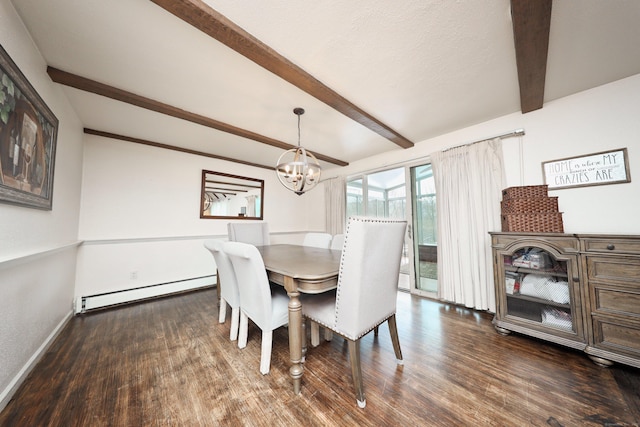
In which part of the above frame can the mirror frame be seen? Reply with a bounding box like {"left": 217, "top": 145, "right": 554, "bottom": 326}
{"left": 200, "top": 169, "right": 265, "bottom": 220}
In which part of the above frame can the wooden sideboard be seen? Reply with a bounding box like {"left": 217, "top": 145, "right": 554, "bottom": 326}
{"left": 491, "top": 232, "right": 640, "bottom": 369}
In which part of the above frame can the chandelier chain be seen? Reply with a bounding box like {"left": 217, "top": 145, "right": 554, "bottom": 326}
{"left": 297, "top": 114, "right": 301, "bottom": 148}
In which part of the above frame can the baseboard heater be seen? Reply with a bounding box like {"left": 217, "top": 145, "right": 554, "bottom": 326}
{"left": 75, "top": 275, "right": 216, "bottom": 314}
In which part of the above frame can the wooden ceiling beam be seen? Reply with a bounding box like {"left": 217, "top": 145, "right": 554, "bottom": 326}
{"left": 149, "top": 0, "right": 414, "bottom": 149}
{"left": 84, "top": 128, "right": 275, "bottom": 170}
{"left": 511, "top": 0, "right": 553, "bottom": 113}
{"left": 48, "top": 67, "right": 348, "bottom": 167}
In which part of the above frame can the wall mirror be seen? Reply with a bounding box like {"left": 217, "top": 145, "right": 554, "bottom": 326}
{"left": 200, "top": 170, "right": 264, "bottom": 219}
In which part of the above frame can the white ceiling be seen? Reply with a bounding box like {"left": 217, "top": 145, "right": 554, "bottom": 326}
{"left": 11, "top": 0, "right": 640, "bottom": 172}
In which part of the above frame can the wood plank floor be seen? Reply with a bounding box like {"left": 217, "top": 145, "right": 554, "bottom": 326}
{"left": 1, "top": 288, "right": 638, "bottom": 426}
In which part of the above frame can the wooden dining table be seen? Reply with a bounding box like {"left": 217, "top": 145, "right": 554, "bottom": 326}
{"left": 255, "top": 244, "right": 341, "bottom": 394}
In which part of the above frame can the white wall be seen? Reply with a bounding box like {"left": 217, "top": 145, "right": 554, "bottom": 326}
{"left": 75, "top": 135, "right": 314, "bottom": 299}
{"left": 327, "top": 73, "right": 640, "bottom": 235}
{"left": 0, "top": 0, "right": 84, "bottom": 409}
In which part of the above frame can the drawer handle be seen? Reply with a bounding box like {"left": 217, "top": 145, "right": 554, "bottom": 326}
{"left": 606, "top": 244, "right": 615, "bottom": 250}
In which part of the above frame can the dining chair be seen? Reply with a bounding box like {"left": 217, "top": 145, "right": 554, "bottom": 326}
{"left": 330, "top": 233, "right": 345, "bottom": 250}
{"left": 203, "top": 240, "right": 241, "bottom": 341}
{"left": 227, "top": 222, "right": 270, "bottom": 246}
{"left": 301, "top": 216, "right": 407, "bottom": 408}
{"left": 223, "top": 241, "right": 289, "bottom": 375}
{"left": 308, "top": 232, "right": 344, "bottom": 345}
{"left": 302, "top": 232, "right": 332, "bottom": 249}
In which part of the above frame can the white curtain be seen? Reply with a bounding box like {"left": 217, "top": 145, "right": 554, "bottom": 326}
{"left": 245, "top": 195, "right": 257, "bottom": 217}
{"left": 324, "top": 176, "right": 346, "bottom": 234}
{"left": 431, "top": 138, "right": 505, "bottom": 312}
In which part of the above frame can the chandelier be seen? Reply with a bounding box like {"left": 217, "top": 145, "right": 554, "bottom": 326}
{"left": 275, "top": 108, "right": 322, "bottom": 195}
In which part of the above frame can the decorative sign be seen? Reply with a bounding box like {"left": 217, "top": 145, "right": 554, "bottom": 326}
{"left": 542, "top": 148, "right": 631, "bottom": 190}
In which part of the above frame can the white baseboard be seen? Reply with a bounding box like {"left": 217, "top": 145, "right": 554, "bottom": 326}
{"left": 0, "top": 310, "right": 72, "bottom": 413}
{"left": 76, "top": 275, "right": 216, "bottom": 313}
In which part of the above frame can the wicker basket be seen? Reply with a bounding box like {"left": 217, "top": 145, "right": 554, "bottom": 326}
{"left": 501, "top": 197, "right": 559, "bottom": 214}
{"left": 502, "top": 185, "right": 548, "bottom": 201}
{"left": 501, "top": 213, "right": 564, "bottom": 233}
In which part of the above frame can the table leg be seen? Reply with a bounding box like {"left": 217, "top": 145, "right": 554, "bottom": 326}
{"left": 284, "top": 275, "right": 303, "bottom": 394}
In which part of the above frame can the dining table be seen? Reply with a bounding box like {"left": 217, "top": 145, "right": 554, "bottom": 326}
{"left": 255, "top": 244, "right": 341, "bottom": 394}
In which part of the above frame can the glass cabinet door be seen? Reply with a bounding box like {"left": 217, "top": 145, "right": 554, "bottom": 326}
{"left": 503, "top": 246, "right": 574, "bottom": 332}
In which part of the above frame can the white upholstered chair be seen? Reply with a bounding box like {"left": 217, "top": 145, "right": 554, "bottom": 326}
{"left": 330, "top": 233, "right": 345, "bottom": 250}
{"left": 227, "top": 222, "right": 270, "bottom": 246}
{"left": 307, "top": 232, "right": 345, "bottom": 345}
{"left": 301, "top": 217, "right": 407, "bottom": 408}
{"left": 204, "top": 239, "right": 240, "bottom": 341}
{"left": 223, "top": 241, "right": 289, "bottom": 375}
{"left": 302, "top": 232, "right": 332, "bottom": 249}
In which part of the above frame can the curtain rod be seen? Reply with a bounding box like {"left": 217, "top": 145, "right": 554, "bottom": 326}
{"left": 324, "top": 128, "right": 526, "bottom": 182}
{"left": 444, "top": 128, "right": 525, "bottom": 152}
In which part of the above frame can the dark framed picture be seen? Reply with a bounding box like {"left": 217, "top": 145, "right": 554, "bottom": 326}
{"left": 0, "top": 44, "right": 58, "bottom": 210}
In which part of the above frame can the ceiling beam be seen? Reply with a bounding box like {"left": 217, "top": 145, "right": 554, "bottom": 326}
{"left": 511, "top": 0, "right": 553, "bottom": 113}
{"left": 48, "top": 67, "right": 348, "bottom": 167}
{"left": 149, "top": 0, "right": 414, "bottom": 149}
{"left": 84, "top": 128, "right": 275, "bottom": 170}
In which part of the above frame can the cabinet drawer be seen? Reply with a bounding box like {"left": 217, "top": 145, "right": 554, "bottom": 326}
{"left": 592, "top": 315, "right": 640, "bottom": 357}
{"left": 586, "top": 256, "right": 640, "bottom": 284}
{"left": 591, "top": 285, "right": 640, "bottom": 318}
{"left": 491, "top": 233, "right": 579, "bottom": 253}
{"left": 582, "top": 237, "right": 640, "bottom": 255}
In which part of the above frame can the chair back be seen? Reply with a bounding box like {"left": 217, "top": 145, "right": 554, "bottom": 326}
{"left": 223, "top": 241, "right": 273, "bottom": 329}
{"left": 330, "top": 233, "right": 345, "bottom": 250}
{"left": 227, "top": 222, "right": 270, "bottom": 246}
{"left": 203, "top": 239, "right": 239, "bottom": 308}
{"left": 334, "top": 217, "right": 407, "bottom": 340}
{"left": 302, "top": 232, "right": 332, "bottom": 249}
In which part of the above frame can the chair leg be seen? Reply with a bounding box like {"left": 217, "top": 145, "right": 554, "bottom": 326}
{"left": 302, "top": 320, "right": 307, "bottom": 361}
{"left": 347, "top": 339, "right": 366, "bottom": 408}
{"left": 387, "top": 314, "right": 403, "bottom": 364}
{"left": 260, "top": 330, "right": 273, "bottom": 375}
{"left": 310, "top": 321, "right": 320, "bottom": 347}
{"left": 324, "top": 328, "right": 333, "bottom": 342}
{"left": 229, "top": 306, "right": 240, "bottom": 341}
{"left": 238, "top": 312, "right": 249, "bottom": 349}
{"left": 216, "top": 272, "right": 221, "bottom": 309}
{"left": 374, "top": 326, "right": 379, "bottom": 336}
{"left": 218, "top": 298, "right": 227, "bottom": 323}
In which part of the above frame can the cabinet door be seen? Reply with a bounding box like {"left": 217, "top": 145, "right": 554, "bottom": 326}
{"left": 495, "top": 240, "right": 585, "bottom": 345}
{"left": 583, "top": 251, "right": 640, "bottom": 363}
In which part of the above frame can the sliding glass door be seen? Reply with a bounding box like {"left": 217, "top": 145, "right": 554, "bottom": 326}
{"left": 346, "top": 162, "right": 437, "bottom": 296}
{"left": 346, "top": 167, "right": 411, "bottom": 291}
{"left": 410, "top": 164, "right": 438, "bottom": 296}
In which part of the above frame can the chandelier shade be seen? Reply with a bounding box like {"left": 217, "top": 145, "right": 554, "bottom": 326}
{"left": 275, "top": 108, "right": 322, "bottom": 195}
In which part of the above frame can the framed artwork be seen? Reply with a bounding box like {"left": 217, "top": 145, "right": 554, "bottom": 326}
{"left": 0, "top": 44, "right": 58, "bottom": 210}
{"left": 542, "top": 148, "right": 631, "bottom": 190}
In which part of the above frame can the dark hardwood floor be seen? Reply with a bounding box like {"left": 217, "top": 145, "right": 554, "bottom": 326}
{"left": 1, "top": 288, "right": 638, "bottom": 427}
